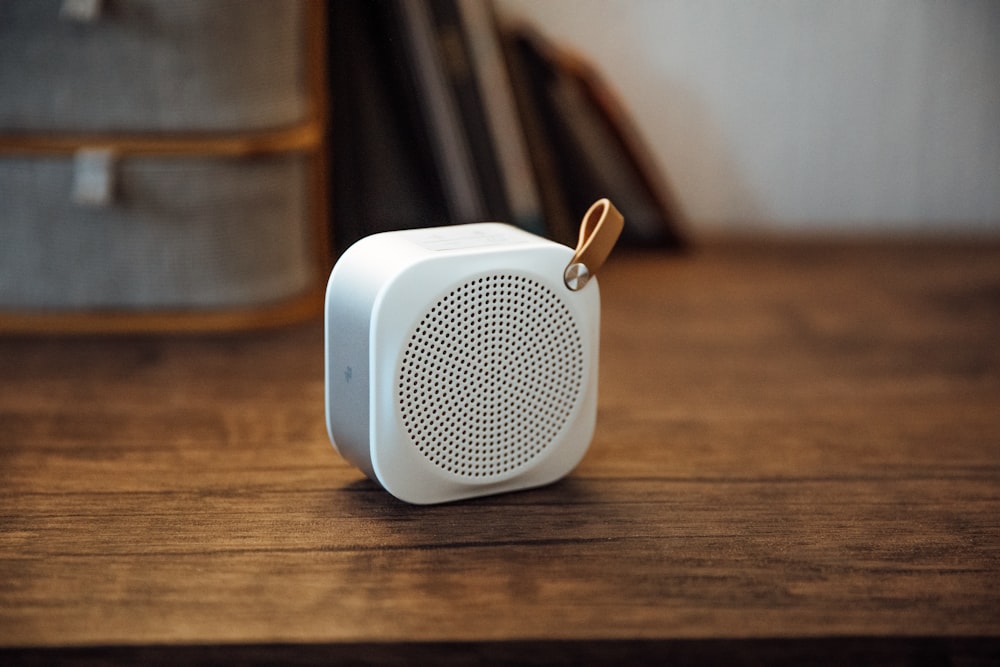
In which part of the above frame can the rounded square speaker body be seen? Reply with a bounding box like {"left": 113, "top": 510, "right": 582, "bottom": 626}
{"left": 325, "top": 223, "right": 600, "bottom": 504}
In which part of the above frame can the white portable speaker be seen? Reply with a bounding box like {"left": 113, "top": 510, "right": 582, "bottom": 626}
{"left": 325, "top": 199, "right": 623, "bottom": 504}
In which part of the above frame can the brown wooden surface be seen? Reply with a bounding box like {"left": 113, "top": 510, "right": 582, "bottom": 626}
{"left": 1, "top": 242, "right": 998, "bottom": 663}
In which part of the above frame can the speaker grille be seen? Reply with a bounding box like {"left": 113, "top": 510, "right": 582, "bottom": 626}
{"left": 398, "top": 273, "right": 585, "bottom": 481}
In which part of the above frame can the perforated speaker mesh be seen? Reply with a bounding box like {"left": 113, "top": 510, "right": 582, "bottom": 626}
{"left": 398, "top": 273, "right": 585, "bottom": 481}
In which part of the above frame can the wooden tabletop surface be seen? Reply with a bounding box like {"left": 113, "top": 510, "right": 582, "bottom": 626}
{"left": 2, "top": 241, "right": 998, "bottom": 665}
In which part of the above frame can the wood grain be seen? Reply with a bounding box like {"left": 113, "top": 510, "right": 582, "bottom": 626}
{"left": 1, "top": 242, "right": 998, "bottom": 662}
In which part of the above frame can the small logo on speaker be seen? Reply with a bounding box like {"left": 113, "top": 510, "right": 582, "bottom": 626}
{"left": 344, "top": 366, "right": 353, "bottom": 383}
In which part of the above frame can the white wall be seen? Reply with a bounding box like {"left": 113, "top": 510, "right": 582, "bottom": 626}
{"left": 497, "top": 0, "right": 1000, "bottom": 235}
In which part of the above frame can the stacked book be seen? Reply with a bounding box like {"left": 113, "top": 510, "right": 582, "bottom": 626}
{"left": 327, "top": 0, "right": 686, "bottom": 253}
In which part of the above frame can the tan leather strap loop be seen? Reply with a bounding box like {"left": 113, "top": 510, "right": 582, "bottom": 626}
{"left": 564, "top": 198, "right": 624, "bottom": 290}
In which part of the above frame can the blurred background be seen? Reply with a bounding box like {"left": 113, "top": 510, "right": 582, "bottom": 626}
{"left": 1, "top": 0, "right": 998, "bottom": 333}
{"left": 498, "top": 0, "right": 1000, "bottom": 236}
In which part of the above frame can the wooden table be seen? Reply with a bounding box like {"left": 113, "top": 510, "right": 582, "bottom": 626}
{"left": 2, "top": 242, "right": 998, "bottom": 664}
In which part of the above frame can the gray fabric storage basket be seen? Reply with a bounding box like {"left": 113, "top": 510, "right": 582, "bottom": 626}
{"left": 0, "top": 152, "right": 316, "bottom": 309}
{"left": 0, "top": 0, "right": 309, "bottom": 132}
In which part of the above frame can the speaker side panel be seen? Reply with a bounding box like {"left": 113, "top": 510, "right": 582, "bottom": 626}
{"left": 325, "top": 234, "right": 428, "bottom": 479}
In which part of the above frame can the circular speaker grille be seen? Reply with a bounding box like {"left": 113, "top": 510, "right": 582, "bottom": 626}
{"left": 398, "top": 272, "right": 585, "bottom": 481}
